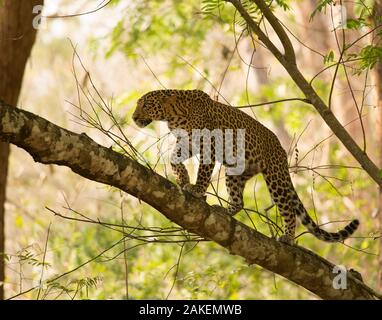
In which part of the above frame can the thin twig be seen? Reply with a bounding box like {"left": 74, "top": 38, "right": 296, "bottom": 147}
{"left": 36, "top": 223, "right": 52, "bottom": 300}
{"left": 235, "top": 97, "right": 311, "bottom": 108}
{"left": 165, "top": 243, "right": 184, "bottom": 300}
{"left": 44, "top": 0, "right": 113, "bottom": 19}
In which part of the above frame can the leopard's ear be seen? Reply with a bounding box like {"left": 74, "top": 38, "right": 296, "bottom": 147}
{"left": 162, "top": 94, "right": 187, "bottom": 116}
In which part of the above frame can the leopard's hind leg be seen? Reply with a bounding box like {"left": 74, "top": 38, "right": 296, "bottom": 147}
{"left": 263, "top": 165, "right": 297, "bottom": 244}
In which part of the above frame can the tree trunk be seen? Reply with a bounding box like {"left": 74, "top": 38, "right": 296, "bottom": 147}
{"left": 372, "top": 0, "right": 382, "bottom": 292}
{"left": 376, "top": 56, "right": 382, "bottom": 293}
{"left": 0, "top": 0, "right": 43, "bottom": 300}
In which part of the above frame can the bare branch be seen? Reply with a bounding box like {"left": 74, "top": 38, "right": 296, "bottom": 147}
{"left": 236, "top": 97, "right": 311, "bottom": 108}
{"left": 44, "top": 0, "right": 113, "bottom": 19}
{"left": 224, "top": 0, "right": 382, "bottom": 187}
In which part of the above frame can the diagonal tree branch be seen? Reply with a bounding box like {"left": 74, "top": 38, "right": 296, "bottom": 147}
{"left": 251, "top": 0, "right": 296, "bottom": 63}
{"left": 225, "top": 0, "right": 382, "bottom": 187}
{"left": 0, "top": 101, "right": 380, "bottom": 299}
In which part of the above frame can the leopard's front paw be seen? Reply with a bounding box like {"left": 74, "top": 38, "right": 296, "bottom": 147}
{"left": 176, "top": 175, "right": 190, "bottom": 188}
{"left": 183, "top": 184, "right": 205, "bottom": 198}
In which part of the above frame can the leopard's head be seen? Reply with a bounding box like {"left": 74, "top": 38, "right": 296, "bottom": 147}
{"left": 133, "top": 90, "right": 187, "bottom": 128}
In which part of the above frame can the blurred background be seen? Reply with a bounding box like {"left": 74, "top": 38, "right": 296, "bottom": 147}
{"left": 2, "top": 0, "right": 381, "bottom": 299}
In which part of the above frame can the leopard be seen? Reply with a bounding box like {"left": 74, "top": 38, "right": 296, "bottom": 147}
{"left": 132, "top": 89, "right": 359, "bottom": 243}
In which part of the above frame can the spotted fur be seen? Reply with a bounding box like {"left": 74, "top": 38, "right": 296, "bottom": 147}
{"left": 132, "top": 89, "right": 359, "bottom": 243}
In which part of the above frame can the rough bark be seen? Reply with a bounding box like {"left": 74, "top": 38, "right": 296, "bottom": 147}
{"left": 0, "top": 101, "right": 379, "bottom": 300}
{"left": 376, "top": 54, "right": 382, "bottom": 292}
{"left": 0, "top": 0, "right": 43, "bottom": 300}
{"left": 225, "top": 0, "right": 382, "bottom": 187}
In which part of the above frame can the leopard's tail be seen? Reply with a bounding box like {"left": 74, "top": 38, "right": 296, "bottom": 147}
{"left": 292, "top": 191, "right": 359, "bottom": 242}
{"left": 263, "top": 152, "right": 359, "bottom": 242}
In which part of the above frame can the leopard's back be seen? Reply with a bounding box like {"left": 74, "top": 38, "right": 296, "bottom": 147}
{"left": 133, "top": 89, "right": 359, "bottom": 243}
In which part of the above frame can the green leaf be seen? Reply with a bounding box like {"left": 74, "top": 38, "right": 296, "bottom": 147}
{"left": 324, "top": 50, "right": 335, "bottom": 64}
{"left": 310, "top": 0, "right": 333, "bottom": 21}
{"left": 201, "top": 0, "right": 224, "bottom": 14}
{"left": 275, "top": 0, "right": 290, "bottom": 11}
{"left": 346, "top": 18, "right": 364, "bottom": 30}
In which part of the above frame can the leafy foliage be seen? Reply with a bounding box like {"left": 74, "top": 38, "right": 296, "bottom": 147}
{"left": 17, "top": 249, "right": 51, "bottom": 268}
{"left": 105, "top": 1, "right": 216, "bottom": 60}
{"left": 346, "top": 18, "right": 367, "bottom": 30}
{"left": 358, "top": 45, "right": 382, "bottom": 72}
{"left": 274, "top": 0, "right": 290, "bottom": 11}
{"left": 310, "top": 0, "right": 334, "bottom": 21}
{"left": 201, "top": 0, "right": 224, "bottom": 14}
{"left": 4, "top": 0, "right": 381, "bottom": 300}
